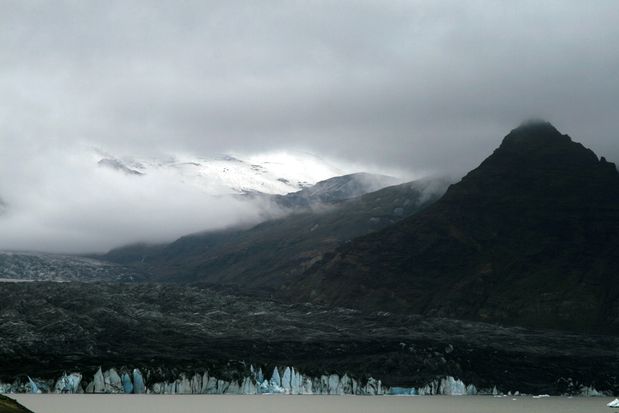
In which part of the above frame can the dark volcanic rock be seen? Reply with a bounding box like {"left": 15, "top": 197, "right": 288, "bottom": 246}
{"left": 289, "top": 121, "right": 619, "bottom": 332}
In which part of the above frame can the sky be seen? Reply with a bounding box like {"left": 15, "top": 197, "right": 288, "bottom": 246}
{"left": 1, "top": 1, "right": 618, "bottom": 253}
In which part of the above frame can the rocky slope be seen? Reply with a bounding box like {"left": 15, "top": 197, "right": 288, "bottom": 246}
{"left": 103, "top": 178, "right": 448, "bottom": 287}
{"left": 0, "top": 395, "right": 33, "bottom": 413}
{"left": 289, "top": 121, "right": 619, "bottom": 333}
{"left": 0, "top": 282, "right": 617, "bottom": 395}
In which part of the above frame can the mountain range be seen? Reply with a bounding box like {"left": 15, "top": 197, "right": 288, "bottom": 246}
{"left": 1, "top": 120, "right": 618, "bottom": 396}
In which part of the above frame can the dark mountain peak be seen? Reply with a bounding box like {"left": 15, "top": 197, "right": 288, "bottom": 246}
{"left": 467, "top": 121, "right": 604, "bottom": 180}
{"left": 290, "top": 122, "right": 619, "bottom": 333}
{"left": 501, "top": 119, "right": 566, "bottom": 147}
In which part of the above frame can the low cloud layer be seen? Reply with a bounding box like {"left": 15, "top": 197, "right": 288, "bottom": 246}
{"left": 1, "top": 1, "right": 618, "bottom": 252}
{"left": 0, "top": 145, "right": 255, "bottom": 253}
{"left": 0, "top": 143, "right": 391, "bottom": 253}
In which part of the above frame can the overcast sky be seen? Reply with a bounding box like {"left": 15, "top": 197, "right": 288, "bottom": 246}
{"left": 1, "top": 1, "right": 618, "bottom": 252}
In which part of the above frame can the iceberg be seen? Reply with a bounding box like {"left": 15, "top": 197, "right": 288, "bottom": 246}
{"left": 190, "top": 373, "right": 202, "bottom": 394}
{"left": 104, "top": 368, "right": 123, "bottom": 393}
{"left": 242, "top": 377, "right": 257, "bottom": 395}
{"left": 256, "top": 368, "right": 264, "bottom": 384}
{"left": 281, "top": 367, "right": 292, "bottom": 393}
{"left": 266, "top": 367, "right": 285, "bottom": 393}
{"left": 177, "top": 374, "right": 192, "bottom": 394}
{"left": 132, "top": 369, "right": 145, "bottom": 394}
{"left": 439, "top": 376, "right": 466, "bottom": 395}
{"left": 54, "top": 372, "right": 82, "bottom": 394}
{"left": 200, "top": 372, "right": 209, "bottom": 394}
{"left": 580, "top": 386, "right": 603, "bottom": 397}
{"left": 93, "top": 368, "right": 105, "bottom": 393}
{"left": 121, "top": 372, "right": 133, "bottom": 394}
{"left": 390, "top": 387, "right": 417, "bottom": 396}
{"left": 27, "top": 377, "right": 40, "bottom": 394}
{"left": 204, "top": 376, "right": 218, "bottom": 394}
{"left": 608, "top": 399, "right": 619, "bottom": 408}
{"left": 302, "top": 377, "right": 313, "bottom": 395}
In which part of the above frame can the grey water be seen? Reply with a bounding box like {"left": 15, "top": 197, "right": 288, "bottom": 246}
{"left": 12, "top": 394, "right": 615, "bottom": 413}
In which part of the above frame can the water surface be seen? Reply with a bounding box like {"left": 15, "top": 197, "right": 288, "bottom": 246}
{"left": 12, "top": 394, "right": 614, "bottom": 413}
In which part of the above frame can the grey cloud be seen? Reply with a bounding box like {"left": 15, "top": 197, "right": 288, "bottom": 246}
{"left": 0, "top": 0, "right": 618, "bottom": 251}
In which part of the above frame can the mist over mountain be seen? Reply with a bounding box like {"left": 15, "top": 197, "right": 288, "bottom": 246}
{"left": 0, "top": 147, "right": 401, "bottom": 254}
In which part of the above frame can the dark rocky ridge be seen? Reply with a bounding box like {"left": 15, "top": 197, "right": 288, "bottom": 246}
{"left": 0, "top": 282, "right": 617, "bottom": 395}
{"left": 288, "top": 121, "right": 619, "bottom": 332}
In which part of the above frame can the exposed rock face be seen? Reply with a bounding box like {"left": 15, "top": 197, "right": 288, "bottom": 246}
{"left": 291, "top": 122, "right": 619, "bottom": 332}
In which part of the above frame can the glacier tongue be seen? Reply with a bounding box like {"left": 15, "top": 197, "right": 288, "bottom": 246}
{"left": 2, "top": 369, "right": 534, "bottom": 398}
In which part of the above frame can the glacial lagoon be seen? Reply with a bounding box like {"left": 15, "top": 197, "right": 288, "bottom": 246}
{"left": 11, "top": 394, "right": 616, "bottom": 413}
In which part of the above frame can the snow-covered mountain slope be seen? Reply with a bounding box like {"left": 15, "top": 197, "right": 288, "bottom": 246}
{"left": 0, "top": 251, "right": 143, "bottom": 282}
{"left": 96, "top": 151, "right": 349, "bottom": 196}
